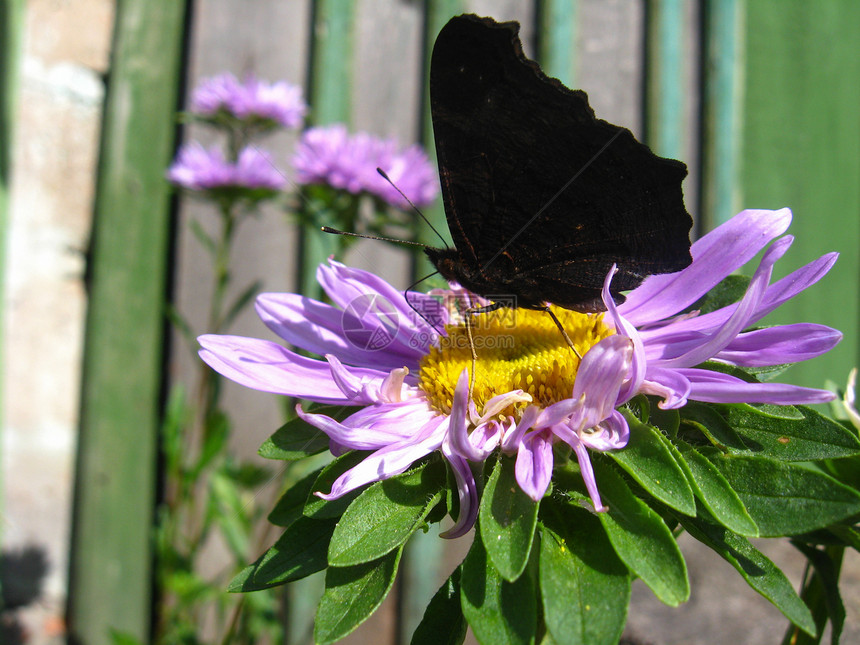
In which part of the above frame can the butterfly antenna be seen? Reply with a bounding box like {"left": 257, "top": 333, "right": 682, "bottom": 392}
{"left": 377, "top": 168, "right": 450, "bottom": 249}
{"left": 321, "top": 226, "right": 430, "bottom": 248}
{"left": 403, "top": 271, "right": 446, "bottom": 336}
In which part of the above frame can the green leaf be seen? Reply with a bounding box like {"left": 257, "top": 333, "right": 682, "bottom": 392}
{"left": 222, "top": 279, "right": 263, "bottom": 329}
{"left": 688, "top": 273, "right": 750, "bottom": 314}
{"left": 209, "top": 468, "right": 251, "bottom": 560}
{"left": 109, "top": 631, "right": 146, "bottom": 645}
{"left": 166, "top": 302, "right": 196, "bottom": 353}
{"left": 676, "top": 442, "right": 758, "bottom": 536}
{"left": 461, "top": 530, "right": 537, "bottom": 645}
{"left": 268, "top": 466, "right": 323, "bottom": 527}
{"left": 679, "top": 515, "right": 816, "bottom": 637}
{"left": 411, "top": 568, "right": 467, "bottom": 645}
{"left": 479, "top": 455, "right": 539, "bottom": 581}
{"left": 329, "top": 460, "right": 446, "bottom": 566}
{"left": 608, "top": 410, "right": 696, "bottom": 515}
{"left": 700, "top": 353, "right": 796, "bottom": 383}
{"left": 711, "top": 404, "right": 860, "bottom": 461}
{"left": 303, "top": 451, "right": 369, "bottom": 519}
{"left": 829, "top": 525, "right": 860, "bottom": 550}
{"left": 588, "top": 462, "right": 689, "bottom": 605}
{"left": 228, "top": 516, "right": 337, "bottom": 591}
{"left": 194, "top": 409, "right": 230, "bottom": 476}
{"left": 679, "top": 401, "right": 748, "bottom": 450}
{"left": 161, "top": 385, "right": 189, "bottom": 476}
{"left": 791, "top": 542, "right": 846, "bottom": 645}
{"left": 314, "top": 548, "right": 403, "bottom": 644}
{"left": 708, "top": 455, "right": 860, "bottom": 536}
{"left": 539, "top": 508, "right": 630, "bottom": 645}
{"left": 259, "top": 409, "right": 341, "bottom": 461}
{"left": 189, "top": 217, "right": 216, "bottom": 254}
{"left": 648, "top": 402, "right": 680, "bottom": 439}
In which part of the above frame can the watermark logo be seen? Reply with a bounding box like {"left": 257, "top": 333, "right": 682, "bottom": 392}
{"left": 342, "top": 294, "right": 400, "bottom": 351}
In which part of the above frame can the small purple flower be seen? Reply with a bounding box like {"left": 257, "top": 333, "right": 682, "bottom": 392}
{"left": 292, "top": 124, "right": 439, "bottom": 208}
{"left": 197, "top": 209, "right": 839, "bottom": 537}
{"left": 167, "top": 143, "right": 286, "bottom": 192}
{"left": 191, "top": 73, "right": 307, "bottom": 129}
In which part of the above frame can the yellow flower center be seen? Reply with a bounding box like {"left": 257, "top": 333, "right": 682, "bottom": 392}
{"left": 418, "top": 306, "right": 614, "bottom": 418}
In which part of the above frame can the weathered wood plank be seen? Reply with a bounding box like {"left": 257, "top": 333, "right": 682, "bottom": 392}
{"left": 67, "top": 1, "right": 188, "bottom": 642}
{"left": 538, "top": 0, "right": 578, "bottom": 86}
{"left": 645, "top": 0, "right": 702, "bottom": 230}
{"left": 0, "top": 0, "right": 25, "bottom": 528}
{"left": 700, "top": 0, "right": 743, "bottom": 229}
{"left": 739, "top": 0, "right": 860, "bottom": 392}
{"left": 576, "top": 0, "right": 644, "bottom": 136}
{"left": 299, "top": 0, "right": 357, "bottom": 299}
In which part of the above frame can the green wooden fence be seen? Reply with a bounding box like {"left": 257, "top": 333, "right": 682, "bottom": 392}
{"left": 67, "top": 1, "right": 188, "bottom": 642}
{"left": 57, "top": 0, "right": 860, "bottom": 642}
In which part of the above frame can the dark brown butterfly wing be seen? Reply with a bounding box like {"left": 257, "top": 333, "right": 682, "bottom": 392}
{"left": 428, "top": 14, "right": 692, "bottom": 310}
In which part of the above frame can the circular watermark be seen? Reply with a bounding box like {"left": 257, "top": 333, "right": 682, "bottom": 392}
{"left": 342, "top": 294, "right": 400, "bottom": 351}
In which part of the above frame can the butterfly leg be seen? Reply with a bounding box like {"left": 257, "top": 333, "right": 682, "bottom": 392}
{"left": 465, "top": 309, "right": 478, "bottom": 395}
{"left": 463, "top": 300, "right": 506, "bottom": 395}
{"left": 542, "top": 306, "right": 583, "bottom": 360}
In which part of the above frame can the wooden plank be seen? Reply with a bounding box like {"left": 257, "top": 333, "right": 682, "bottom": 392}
{"left": 341, "top": 0, "right": 422, "bottom": 291}
{"left": 575, "top": 0, "right": 644, "bottom": 135}
{"left": 537, "top": 0, "right": 579, "bottom": 86}
{"left": 739, "top": 0, "right": 860, "bottom": 390}
{"left": 414, "top": 0, "right": 465, "bottom": 278}
{"left": 645, "top": 0, "right": 702, "bottom": 231}
{"left": 0, "top": 0, "right": 25, "bottom": 532}
{"left": 298, "top": 0, "right": 357, "bottom": 299}
{"left": 67, "top": 1, "right": 187, "bottom": 642}
{"left": 645, "top": 0, "right": 684, "bottom": 159}
{"left": 700, "top": 0, "right": 743, "bottom": 229}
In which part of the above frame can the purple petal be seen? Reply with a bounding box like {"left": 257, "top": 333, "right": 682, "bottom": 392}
{"left": 573, "top": 440, "right": 607, "bottom": 512}
{"left": 640, "top": 367, "right": 693, "bottom": 409}
{"left": 658, "top": 235, "right": 792, "bottom": 369}
{"left": 678, "top": 368, "right": 836, "bottom": 405}
{"left": 318, "top": 416, "right": 446, "bottom": 499}
{"left": 501, "top": 405, "right": 540, "bottom": 453}
{"left": 579, "top": 410, "right": 630, "bottom": 451}
{"left": 536, "top": 335, "right": 632, "bottom": 429}
{"left": 298, "top": 399, "right": 433, "bottom": 450}
{"left": 602, "top": 266, "right": 646, "bottom": 402}
{"left": 748, "top": 252, "right": 839, "bottom": 326}
{"left": 642, "top": 251, "right": 839, "bottom": 341}
{"left": 717, "top": 324, "right": 842, "bottom": 366}
{"left": 198, "top": 334, "right": 385, "bottom": 403}
{"left": 619, "top": 208, "right": 792, "bottom": 325}
{"left": 318, "top": 261, "right": 441, "bottom": 341}
{"left": 571, "top": 335, "right": 634, "bottom": 426}
{"left": 440, "top": 445, "right": 479, "bottom": 539}
{"left": 516, "top": 430, "right": 555, "bottom": 501}
{"left": 255, "top": 293, "right": 423, "bottom": 371}
{"left": 468, "top": 420, "right": 502, "bottom": 458}
{"left": 447, "top": 370, "right": 484, "bottom": 461}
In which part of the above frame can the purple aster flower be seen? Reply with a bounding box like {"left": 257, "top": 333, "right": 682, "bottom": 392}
{"left": 292, "top": 124, "right": 439, "bottom": 208}
{"left": 190, "top": 73, "right": 307, "bottom": 129}
{"left": 197, "top": 208, "right": 839, "bottom": 537}
{"left": 167, "top": 143, "right": 286, "bottom": 192}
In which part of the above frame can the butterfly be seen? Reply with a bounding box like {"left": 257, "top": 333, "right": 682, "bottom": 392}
{"left": 424, "top": 14, "right": 693, "bottom": 314}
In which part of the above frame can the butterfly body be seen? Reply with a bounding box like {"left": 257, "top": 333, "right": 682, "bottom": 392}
{"left": 426, "top": 14, "right": 693, "bottom": 312}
